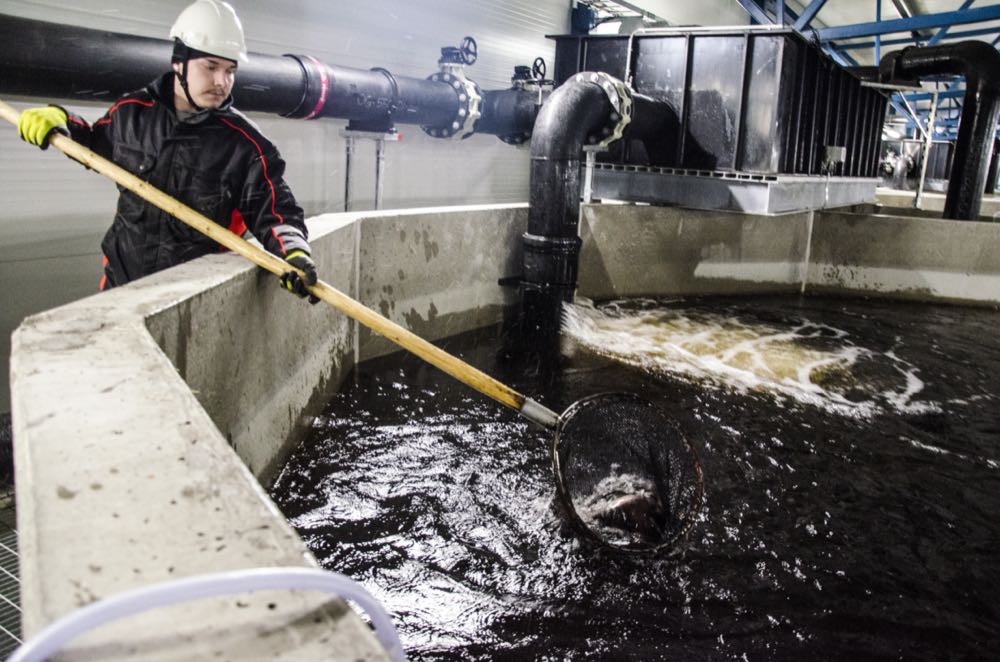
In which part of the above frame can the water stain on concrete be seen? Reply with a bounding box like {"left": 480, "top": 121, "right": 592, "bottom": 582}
{"left": 422, "top": 230, "right": 440, "bottom": 262}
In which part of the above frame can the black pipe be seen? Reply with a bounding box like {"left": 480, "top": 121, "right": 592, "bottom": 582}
{"left": 985, "top": 137, "right": 1000, "bottom": 194}
{"left": 0, "top": 14, "right": 535, "bottom": 136}
{"left": 283, "top": 54, "right": 457, "bottom": 127}
{"left": 880, "top": 41, "right": 1000, "bottom": 220}
{"left": 522, "top": 79, "right": 612, "bottom": 326}
{"left": 476, "top": 88, "right": 546, "bottom": 143}
{"left": 522, "top": 78, "right": 672, "bottom": 331}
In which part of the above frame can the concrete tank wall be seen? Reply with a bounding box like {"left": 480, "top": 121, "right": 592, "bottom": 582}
{"left": 577, "top": 204, "right": 812, "bottom": 300}
{"left": 10, "top": 204, "right": 526, "bottom": 659}
{"left": 577, "top": 203, "right": 1000, "bottom": 306}
{"left": 807, "top": 210, "right": 1000, "bottom": 305}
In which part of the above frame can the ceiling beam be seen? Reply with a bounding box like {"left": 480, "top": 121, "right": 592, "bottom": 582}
{"left": 904, "top": 89, "right": 966, "bottom": 102}
{"left": 836, "top": 24, "right": 1000, "bottom": 50}
{"left": 733, "top": 0, "right": 772, "bottom": 26}
{"left": 928, "top": 0, "right": 977, "bottom": 46}
{"left": 793, "top": 0, "right": 828, "bottom": 31}
{"left": 816, "top": 4, "right": 1000, "bottom": 41}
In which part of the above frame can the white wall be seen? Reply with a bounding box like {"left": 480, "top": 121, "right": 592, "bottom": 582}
{"left": 638, "top": 0, "right": 751, "bottom": 27}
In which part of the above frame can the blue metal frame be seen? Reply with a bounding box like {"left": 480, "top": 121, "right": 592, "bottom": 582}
{"left": 816, "top": 5, "right": 1000, "bottom": 42}
{"left": 927, "top": 0, "right": 977, "bottom": 46}
{"left": 793, "top": 0, "right": 828, "bottom": 32}
{"left": 837, "top": 24, "right": 1000, "bottom": 51}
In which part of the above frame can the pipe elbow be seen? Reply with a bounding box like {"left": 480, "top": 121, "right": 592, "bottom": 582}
{"left": 530, "top": 78, "right": 614, "bottom": 160}
{"left": 880, "top": 41, "right": 1000, "bottom": 93}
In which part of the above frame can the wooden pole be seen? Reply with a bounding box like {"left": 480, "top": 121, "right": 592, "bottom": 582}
{"left": 0, "top": 99, "right": 544, "bottom": 417}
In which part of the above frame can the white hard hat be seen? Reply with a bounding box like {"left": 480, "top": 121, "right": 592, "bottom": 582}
{"left": 169, "top": 0, "right": 248, "bottom": 63}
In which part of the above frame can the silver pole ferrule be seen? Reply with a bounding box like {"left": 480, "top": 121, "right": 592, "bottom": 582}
{"left": 520, "top": 397, "right": 560, "bottom": 430}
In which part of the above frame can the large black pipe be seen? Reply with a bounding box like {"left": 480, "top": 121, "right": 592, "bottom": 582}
{"left": 522, "top": 78, "right": 671, "bottom": 330}
{"left": 522, "top": 79, "right": 612, "bottom": 332}
{"left": 477, "top": 88, "right": 545, "bottom": 142}
{"left": 880, "top": 41, "right": 1000, "bottom": 220}
{"left": 0, "top": 14, "right": 539, "bottom": 137}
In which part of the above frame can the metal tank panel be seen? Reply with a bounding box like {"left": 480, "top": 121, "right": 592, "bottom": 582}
{"left": 550, "top": 29, "right": 888, "bottom": 179}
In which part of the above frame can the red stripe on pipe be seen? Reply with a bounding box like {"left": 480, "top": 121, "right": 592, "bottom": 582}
{"left": 302, "top": 55, "right": 330, "bottom": 120}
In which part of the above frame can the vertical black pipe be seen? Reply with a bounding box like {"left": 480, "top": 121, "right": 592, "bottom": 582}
{"left": 880, "top": 41, "right": 1000, "bottom": 220}
{"left": 985, "top": 137, "right": 1000, "bottom": 194}
{"left": 522, "top": 80, "right": 613, "bottom": 332}
{"left": 522, "top": 81, "right": 672, "bottom": 332}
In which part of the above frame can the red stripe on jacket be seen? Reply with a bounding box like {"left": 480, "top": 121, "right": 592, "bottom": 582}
{"left": 99, "top": 255, "right": 109, "bottom": 291}
{"left": 94, "top": 98, "right": 155, "bottom": 126}
{"left": 221, "top": 208, "right": 249, "bottom": 251}
{"left": 218, "top": 118, "right": 287, "bottom": 249}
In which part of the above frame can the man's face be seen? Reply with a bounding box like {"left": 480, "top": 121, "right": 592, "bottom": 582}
{"left": 173, "top": 56, "right": 237, "bottom": 110}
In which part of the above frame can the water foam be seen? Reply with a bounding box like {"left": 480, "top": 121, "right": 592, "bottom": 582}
{"left": 562, "top": 298, "right": 939, "bottom": 418}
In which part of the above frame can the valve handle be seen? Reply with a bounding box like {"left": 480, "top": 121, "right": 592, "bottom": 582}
{"left": 532, "top": 57, "right": 547, "bottom": 81}
{"left": 460, "top": 36, "right": 478, "bottom": 65}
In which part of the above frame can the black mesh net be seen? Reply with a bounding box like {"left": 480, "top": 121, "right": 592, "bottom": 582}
{"left": 552, "top": 393, "right": 703, "bottom": 554}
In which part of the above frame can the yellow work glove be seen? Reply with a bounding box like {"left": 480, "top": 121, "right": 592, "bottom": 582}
{"left": 17, "top": 106, "right": 68, "bottom": 150}
{"left": 279, "top": 250, "right": 319, "bottom": 305}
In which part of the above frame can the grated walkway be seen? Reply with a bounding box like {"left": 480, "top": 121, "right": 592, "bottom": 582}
{"left": 0, "top": 492, "right": 19, "bottom": 657}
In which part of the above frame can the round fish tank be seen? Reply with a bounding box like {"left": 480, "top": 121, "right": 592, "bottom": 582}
{"left": 271, "top": 294, "right": 1000, "bottom": 659}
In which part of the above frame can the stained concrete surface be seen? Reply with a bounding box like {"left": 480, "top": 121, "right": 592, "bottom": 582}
{"left": 10, "top": 205, "right": 526, "bottom": 660}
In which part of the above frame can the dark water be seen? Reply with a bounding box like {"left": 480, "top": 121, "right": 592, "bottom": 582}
{"left": 270, "top": 296, "right": 1000, "bottom": 660}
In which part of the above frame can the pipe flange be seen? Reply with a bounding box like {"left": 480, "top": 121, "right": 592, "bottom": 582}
{"left": 422, "top": 70, "right": 482, "bottom": 140}
{"left": 572, "top": 71, "right": 633, "bottom": 149}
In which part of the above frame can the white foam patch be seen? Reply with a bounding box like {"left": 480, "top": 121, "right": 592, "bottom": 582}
{"left": 562, "top": 298, "right": 940, "bottom": 418}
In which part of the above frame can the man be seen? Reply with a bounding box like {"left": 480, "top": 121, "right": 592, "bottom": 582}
{"left": 16, "top": 0, "right": 317, "bottom": 300}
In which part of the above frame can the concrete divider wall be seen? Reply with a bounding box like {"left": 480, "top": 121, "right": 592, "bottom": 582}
{"left": 807, "top": 210, "right": 1000, "bottom": 305}
{"left": 144, "top": 213, "right": 360, "bottom": 484}
{"left": 875, "top": 189, "right": 1000, "bottom": 219}
{"left": 10, "top": 204, "right": 527, "bottom": 659}
{"left": 577, "top": 201, "right": 1000, "bottom": 306}
{"left": 577, "top": 204, "right": 812, "bottom": 300}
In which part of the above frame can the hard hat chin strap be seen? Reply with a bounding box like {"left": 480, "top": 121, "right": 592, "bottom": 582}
{"left": 177, "top": 59, "right": 204, "bottom": 112}
{"left": 172, "top": 39, "right": 204, "bottom": 112}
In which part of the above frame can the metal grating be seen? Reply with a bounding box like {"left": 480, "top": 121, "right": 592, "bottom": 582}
{"left": 0, "top": 492, "right": 20, "bottom": 658}
{"left": 584, "top": 0, "right": 666, "bottom": 22}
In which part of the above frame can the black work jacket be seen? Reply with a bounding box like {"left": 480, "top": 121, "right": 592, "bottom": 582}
{"left": 65, "top": 72, "right": 310, "bottom": 289}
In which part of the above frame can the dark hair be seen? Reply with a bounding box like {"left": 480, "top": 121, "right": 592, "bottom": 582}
{"left": 171, "top": 38, "right": 229, "bottom": 64}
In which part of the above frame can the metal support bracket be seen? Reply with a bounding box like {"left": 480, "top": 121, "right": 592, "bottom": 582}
{"left": 340, "top": 128, "right": 401, "bottom": 211}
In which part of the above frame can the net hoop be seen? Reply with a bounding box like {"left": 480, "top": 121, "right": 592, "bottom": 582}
{"left": 551, "top": 392, "right": 705, "bottom": 555}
